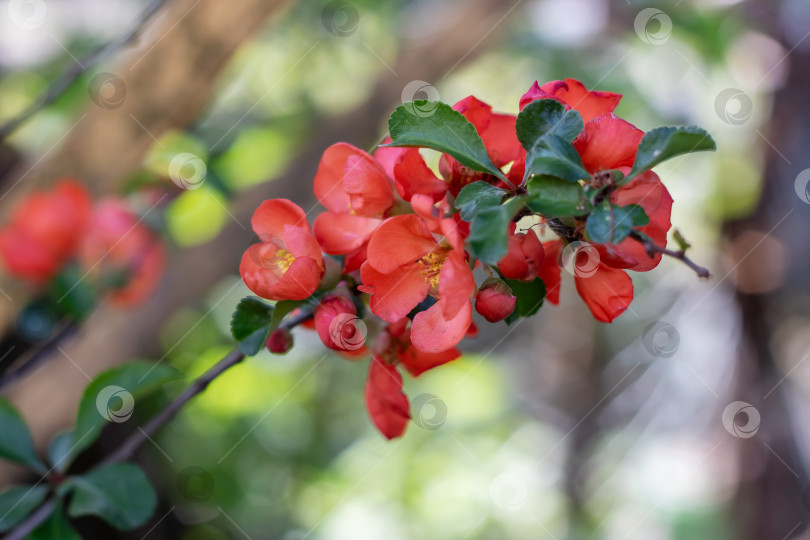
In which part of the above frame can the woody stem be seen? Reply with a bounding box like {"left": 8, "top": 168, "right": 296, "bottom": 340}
{"left": 629, "top": 231, "right": 711, "bottom": 278}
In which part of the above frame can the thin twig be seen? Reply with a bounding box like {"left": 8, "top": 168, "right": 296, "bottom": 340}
{"left": 0, "top": 0, "right": 171, "bottom": 140}
{"left": 630, "top": 231, "right": 711, "bottom": 278}
{"left": 7, "top": 308, "right": 314, "bottom": 538}
{"left": 0, "top": 321, "right": 78, "bottom": 389}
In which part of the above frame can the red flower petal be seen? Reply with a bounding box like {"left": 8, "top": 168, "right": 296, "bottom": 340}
{"left": 240, "top": 248, "right": 322, "bottom": 301}
{"left": 366, "top": 215, "right": 435, "bottom": 274}
{"left": 481, "top": 113, "right": 521, "bottom": 168}
{"left": 359, "top": 262, "right": 429, "bottom": 323}
{"left": 251, "top": 199, "right": 310, "bottom": 242}
{"left": 520, "top": 79, "right": 622, "bottom": 123}
{"left": 343, "top": 154, "right": 394, "bottom": 217}
{"left": 410, "top": 299, "right": 472, "bottom": 353}
{"left": 373, "top": 137, "right": 408, "bottom": 181}
{"left": 398, "top": 345, "right": 461, "bottom": 377}
{"left": 439, "top": 250, "right": 475, "bottom": 319}
{"left": 312, "top": 143, "right": 360, "bottom": 213}
{"left": 313, "top": 212, "right": 381, "bottom": 255}
{"left": 573, "top": 114, "right": 644, "bottom": 173}
{"left": 498, "top": 224, "right": 531, "bottom": 281}
{"left": 538, "top": 239, "right": 563, "bottom": 305}
{"left": 574, "top": 263, "right": 633, "bottom": 322}
{"left": 393, "top": 149, "right": 447, "bottom": 202}
{"left": 453, "top": 95, "right": 493, "bottom": 132}
{"left": 365, "top": 356, "right": 410, "bottom": 439}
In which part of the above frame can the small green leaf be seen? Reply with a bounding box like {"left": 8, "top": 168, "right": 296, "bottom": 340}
{"left": 516, "top": 99, "right": 584, "bottom": 148}
{"left": 526, "top": 135, "right": 590, "bottom": 183}
{"left": 455, "top": 181, "right": 508, "bottom": 220}
{"left": 386, "top": 101, "right": 505, "bottom": 179}
{"left": 628, "top": 126, "right": 716, "bottom": 179}
{"left": 72, "top": 362, "right": 181, "bottom": 464}
{"left": 526, "top": 175, "right": 591, "bottom": 217}
{"left": 586, "top": 200, "right": 634, "bottom": 244}
{"left": 0, "top": 485, "right": 48, "bottom": 532}
{"left": 468, "top": 205, "right": 512, "bottom": 264}
{"left": 503, "top": 277, "right": 546, "bottom": 324}
{"left": 622, "top": 204, "right": 650, "bottom": 227}
{"left": 49, "top": 265, "right": 97, "bottom": 321}
{"left": 67, "top": 463, "right": 157, "bottom": 530}
{"left": 230, "top": 296, "right": 276, "bottom": 356}
{"left": 672, "top": 228, "right": 691, "bottom": 251}
{"left": 0, "top": 398, "right": 45, "bottom": 472}
{"left": 48, "top": 432, "right": 74, "bottom": 473}
{"left": 28, "top": 506, "right": 81, "bottom": 540}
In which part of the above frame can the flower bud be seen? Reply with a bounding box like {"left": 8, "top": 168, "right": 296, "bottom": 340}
{"left": 314, "top": 295, "right": 364, "bottom": 351}
{"left": 266, "top": 328, "right": 294, "bottom": 354}
{"left": 475, "top": 279, "right": 516, "bottom": 323}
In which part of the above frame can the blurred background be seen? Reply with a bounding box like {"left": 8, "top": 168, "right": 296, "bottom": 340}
{"left": 0, "top": 0, "right": 808, "bottom": 538}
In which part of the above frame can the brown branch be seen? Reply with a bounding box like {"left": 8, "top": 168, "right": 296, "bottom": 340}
{"left": 6, "top": 308, "right": 313, "bottom": 539}
{"left": 630, "top": 231, "right": 711, "bottom": 278}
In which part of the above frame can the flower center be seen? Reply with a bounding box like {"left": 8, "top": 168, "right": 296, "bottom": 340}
{"left": 417, "top": 248, "right": 449, "bottom": 290}
{"left": 273, "top": 249, "right": 295, "bottom": 273}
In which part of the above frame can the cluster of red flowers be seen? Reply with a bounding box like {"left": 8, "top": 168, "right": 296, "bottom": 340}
{"left": 0, "top": 180, "right": 165, "bottom": 307}
{"left": 240, "top": 78, "right": 675, "bottom": 439}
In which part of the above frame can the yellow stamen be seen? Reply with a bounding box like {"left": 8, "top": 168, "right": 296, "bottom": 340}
{"left": 273, "top": 249, "right": 295, "bottom": 273}
{"left": 417, "top": 248, "right": 449, "bottom": 290}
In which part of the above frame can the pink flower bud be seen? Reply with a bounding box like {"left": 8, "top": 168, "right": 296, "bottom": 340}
{"left": 314, "top": 295, "right": 366, "bottom": 351}
{"left": 475, "top": 279, "right": 516, "bottom": 323}
{"left": 266, "top": 328, "right": 294, "bottom": 354}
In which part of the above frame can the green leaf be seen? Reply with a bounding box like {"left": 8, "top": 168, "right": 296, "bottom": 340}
{"left": 28, "top": 506, "right": 81, "bottom": 540}
{"left": 454, "top": 181, "right": 508, "bottom": 220}
{"left": 672, "top": 229, "right": 691, "bottom": 251}
{"left": 230, "top": 296, "right": 276, "bottom": 356}
{"left": 467, "top": 198, "right": 524, "bottom": 264}
{"left": 49, "top": 265, "right": 97, "bottom": 321}
{"left": 586, "top": 200, "right": 634, "bottom": 244}
{"left": 72, "top": 362, "right": 181, "bottom": 464}
{"left": 503, "top": 277, "right": 546, "bottom": 324}
{"left": 67, "top": 463, "right": 157, "bottom": 530}
{"left": 628, "top": 126, "right": 716, "bottom": 179}
{"left": 48, "top": 432, "right": 74, "bottom": 473}
{"left": 526, "top": 175, "right": 591, "bottom": 217}
{"left": 526, "top": 135, "right": 590, "bottom": 183}
{"left": 622, "top": 204, "right": 650, "bottom": 227}
{"left": 0, "top": 485, "right": 48, "bottom": 532}
{"left": 386, "top": 101, "right": 505, "bottom": 179}
{"left": 0, "top": 398, "right": 45, "bottom": 472}
{"left": 516, "top": 99, "right": 584, "bottom": 148}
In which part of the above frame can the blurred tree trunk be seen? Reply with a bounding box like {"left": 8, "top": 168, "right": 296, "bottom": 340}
{"left": 0, "top": 0, "right": 517, "bottom": 479}
{"left": 728, "top": 3, "right": 810, "bottom": 538}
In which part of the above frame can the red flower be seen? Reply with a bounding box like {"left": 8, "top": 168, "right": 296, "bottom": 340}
{"left": 314, "top": 294, "right": 366, "bottom": 352}
{"left": 240, "top": 199, "right": 324, "bottom": 301}
{"left": 519, "top": 78, "right": 622, "bottom": 122}
{"left": 358, "top": 214, "right": 475, "bottom": 353}
{"left": 497, "top": 223, "right": 545, "bottom": 281}
{"left": 475, "top": 279, "right": 516, "bottom": 323}
{"left": 80, "top": 199, "right": 165, "bottom": 306}
{"left": 0, "top": 180, "right": 91, "bottom": 282}
{"left": 312, "top": 143, "right": 395, "bottom": 259}
{"left": 365, "top": 356, "right": 410, "bottom": 439}
{"left": 374, "top": 318, "right": 461, "bottom": 377}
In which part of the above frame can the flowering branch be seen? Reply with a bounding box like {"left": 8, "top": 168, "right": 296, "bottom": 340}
{"left": 630, "top": 231, "right": 711, "bottom": 278}
{"left": 0, "top": 0, "right": 170, "bottom": 140}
